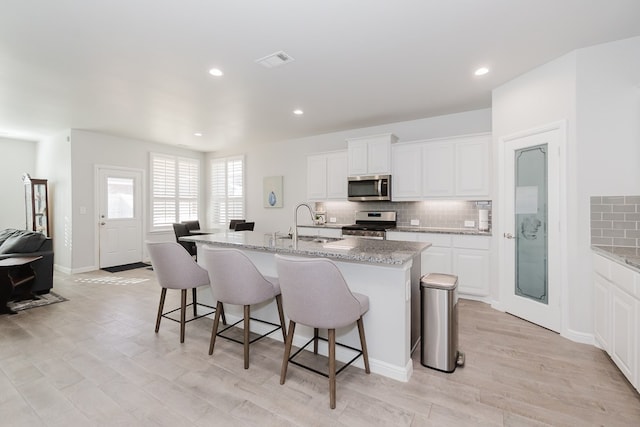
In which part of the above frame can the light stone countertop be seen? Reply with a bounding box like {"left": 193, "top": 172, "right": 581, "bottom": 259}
{"left": 298, "top": 223, "right": 492, "bottom": 236}
{"left": 592, "top": 245, "right": 640, "bottom": 273}
{"left": 182, "top": 231, "right": 430, "bottom": 266}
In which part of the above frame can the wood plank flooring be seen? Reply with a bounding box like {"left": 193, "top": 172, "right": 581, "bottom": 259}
{"left": 1, "top": 267, "right": 639, "bottom": 426}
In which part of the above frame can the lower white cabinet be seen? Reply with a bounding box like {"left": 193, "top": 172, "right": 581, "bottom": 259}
{"left": 386, "top": 231, "right": 491, "bottom": 297}
{"left": 592, "top": 253, "right": 639, "bottom": 392}
{"left": 593, "top": 274, "right": 611, "bottom": 351}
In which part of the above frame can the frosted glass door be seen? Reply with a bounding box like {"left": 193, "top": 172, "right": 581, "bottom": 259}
{"left": 514, "top": 144, "right": 548, "bottom": 304}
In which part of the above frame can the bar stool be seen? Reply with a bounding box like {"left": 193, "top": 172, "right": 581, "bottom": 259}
{"left": 146, "top": 241, "right": 220, "bottom": 343}
{"left": 201, "top": 247, "right": 286, "bottom": 369}
{"left": 275, "top": 254, "right": 370, "bottom": 409}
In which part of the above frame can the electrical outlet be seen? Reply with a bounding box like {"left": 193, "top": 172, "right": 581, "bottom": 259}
{"left": 410, "top": 219, "right": 419, "bottom": 226}
{"left": 329, "top": 217, "right": 337, "bottom": 223}
{"left": 464, "top": 220, "right": 475, "bottom": 227}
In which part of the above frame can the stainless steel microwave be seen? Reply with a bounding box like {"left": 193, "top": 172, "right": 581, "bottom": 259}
{"left": 347, "top": 175, "right": 391, "bottom": 201}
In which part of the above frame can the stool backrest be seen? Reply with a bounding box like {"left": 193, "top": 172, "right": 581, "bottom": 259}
{"left": 275, "top": 255, "right": 361, "bottom": 329}
{"left": 234, "top": 221, "right": 255, "bottom": 231}
{"left": 147, "top": 241, "right": 209, "bottom": 289}
{"left": 182, "top": 220, "right": 200, "bottom": 231}
{"left": 201, "top": 247, "right": 275, "bottom": 305}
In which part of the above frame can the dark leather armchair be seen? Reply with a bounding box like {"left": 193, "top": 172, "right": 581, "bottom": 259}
{"left": 0, "top": 229, "right": 54, "bottom": 295}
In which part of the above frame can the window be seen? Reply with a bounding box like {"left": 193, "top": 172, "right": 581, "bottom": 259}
{"left": 151, "top": 153, "right": 199, "bottom": 230}
{"left": 211, "top": 155, "right": 245, "bottom": 225}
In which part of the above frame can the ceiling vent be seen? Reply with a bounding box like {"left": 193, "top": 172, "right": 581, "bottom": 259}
{"left": 255, "top": 51, "right": 295, "bottom": 68}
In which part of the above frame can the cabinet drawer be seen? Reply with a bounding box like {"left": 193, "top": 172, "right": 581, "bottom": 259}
{"left": 452, "top": 235, "right": 491, "bottom": 250}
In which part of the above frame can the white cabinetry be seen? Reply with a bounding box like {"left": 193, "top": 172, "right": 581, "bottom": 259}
{"left": 347, "top": 133, "right": 397, "bottom": 176}
{"left": 592, "top": 253, "right": 639, "bottom": 392}
{"left": 307, "top": 151, "right": 348, "bottom": 200}
{"left": 391, "top": 133, "right": 491, "bottom": 200}
{"left": 386, "top": 231, "right": 491, "bottom": 298}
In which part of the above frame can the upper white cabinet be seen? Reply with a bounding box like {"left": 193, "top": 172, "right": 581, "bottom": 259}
{"left": 392, "top": 133, "right": 491, "bottom": 200}
{"left": 347, "top": 133, "right": 398, "bottom": 176}
{"left": 307, "top": 151, "right": 348, "bottom": 201}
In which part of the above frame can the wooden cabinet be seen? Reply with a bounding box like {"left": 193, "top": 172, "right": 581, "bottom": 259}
{"left": 386, "top": 231, "right": 491, "bottom": 298}
{"left": 391, "top": 133, "right": 491, "bottom": 201}
{"left": 307, "top": 151, "right": 348, "bottom": 200}
{"left": 22, "top": 174, "right": 49, "bottom": 237}
{"left": 592, "top": 253, "right": 640, "bottom": 392}
{"left": 347, "top": 133, "right": 397, "bottom": 176}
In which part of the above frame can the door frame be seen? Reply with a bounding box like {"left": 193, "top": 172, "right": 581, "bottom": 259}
{"left": 496, "top": 120, "right": 568, "bottom": 333}
{"left": 93, "top": 165, "right": 146, "bottom": 269}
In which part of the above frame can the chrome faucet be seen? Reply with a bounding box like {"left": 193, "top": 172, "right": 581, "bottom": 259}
{"left": 293, "top": 202, "right": 315, "bottom": 241}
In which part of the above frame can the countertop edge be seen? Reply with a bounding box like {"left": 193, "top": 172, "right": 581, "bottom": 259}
{"left": 592, "top": 245, "right": 640, "bottom": 273}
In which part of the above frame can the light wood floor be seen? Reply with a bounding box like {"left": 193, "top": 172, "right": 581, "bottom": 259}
{"left": 1, "top": 267, "right": 639, "bottom": 426}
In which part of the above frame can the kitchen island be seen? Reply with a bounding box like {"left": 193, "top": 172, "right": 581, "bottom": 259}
{"left": 183, "top": 231, "right": 430, "bottom": 381}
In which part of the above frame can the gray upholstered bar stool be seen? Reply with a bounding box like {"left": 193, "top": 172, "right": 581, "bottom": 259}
{"left": 146, "top": 241, "right": 219, "bottom": 343}
{"left": 275, "top": 254, "right": 370, "bottom": 409}
{"left": 201, "top": 247, "right": 287, "bottom": 369}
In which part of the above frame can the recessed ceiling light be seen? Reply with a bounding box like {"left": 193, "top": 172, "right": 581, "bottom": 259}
{"left": 208, "top": 68, "right": 224, "bottom": 77}
{"left": 474, "top": 67, "right": 489, "bottom": 76}
{"left": 293, "top": 109, "right": 304, "bottom": 115}
{"left": 194, "top": 132, "right": 203, "bottom": 137}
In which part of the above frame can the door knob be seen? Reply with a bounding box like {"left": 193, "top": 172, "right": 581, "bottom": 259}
{"left": 503, "top": 232, "right": 515, "bottom": 239}
{"left": 100, "top": 222, "right": 106, "bottom": 226}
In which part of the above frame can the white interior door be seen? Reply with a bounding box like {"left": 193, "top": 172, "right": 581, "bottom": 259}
{"left": 501, "top": 126, "right": 562, "bottom": 332}
{"left": 98, "top": 167, "right": 143, "bottom": 268}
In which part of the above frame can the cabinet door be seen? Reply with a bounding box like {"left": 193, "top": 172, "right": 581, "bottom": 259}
{"left": 422, "top": 246, "right": 453, "bottom": 277}
{"left": 455, "top": 137, "right": 490, "bottom": 196}
{"left": 392, "top": 143, "right": 422, "bottom": 200}
{"left": 593, "top": 274, "right": 611, "bottom": 351}
{"left": 453, "top": 248, "right": 490, "bottom": 296}
{"left": 326, "top": 152, "right": 348, "bottom": 199}
{"left": 307, "top": 155, "right": 327, "bottom": 200}
{"left": 423, "top": 142, "right": 455, "bottom": 197}
{"left": 367, "top": 138, "right": 391, "bottom": 175}
{"left": 611, "top": 285, "right": 636, "bottom": 382}
{"left": 348, "top": 140, "right": 368, "bottom": 176}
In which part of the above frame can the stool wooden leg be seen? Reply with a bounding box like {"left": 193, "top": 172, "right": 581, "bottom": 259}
{"left": 180, "top": 289, "right": 187, "bottom": 343}
{"left": 313, "top": 328, "right": 319, "bottom": 354}
{"left": 280, "top": 320, "right": 296, "bottom": 385}
{"left": 357, "top": 317, "right": 370, "bottom": 374}
{"left": 329, "top": 328, "right": 336, "bottom": 409}
{"left": 244, "top": 305, "right": 250, "bottom": 369}
{"left": 209, "top": 301, "right": 223, "bottom": 355}
{"left": 220, "top": 302, "right": 227, "bottom": 325}
{"left": 192, "top": 288, "right": 197, "bottom": 317}
{"left": 155, "top": 288, "right": 167, "bottom": 333}
{"left": 275, "top": 294, "right": 287, "bottom": 341}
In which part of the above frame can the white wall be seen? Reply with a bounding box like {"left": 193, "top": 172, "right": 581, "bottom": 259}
{"left": 209, "top": 108, "right": 492, "bottom": 234}
{"left": 0, "top": 137, "right": 36, "bottom": 229}
{"left": 492, "top": 35, "right": 640, "bottom": 341}
{"left": 69, "top": 130, "right": 205, "bottom": 272}
{"left": 37, "top": 132, "right": 72, "bottom": 270}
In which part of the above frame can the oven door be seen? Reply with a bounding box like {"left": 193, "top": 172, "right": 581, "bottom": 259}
{"left": 347, "top": 175, "right": 391, "bottom": 201}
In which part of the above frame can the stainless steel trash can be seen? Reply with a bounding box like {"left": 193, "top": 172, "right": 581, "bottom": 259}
{"left": 420, "top": 273, "right": 464, "bottom": 372}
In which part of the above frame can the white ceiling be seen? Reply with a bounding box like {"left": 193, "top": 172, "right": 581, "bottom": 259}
{"left": 2, "top": 1, "right": 640, "bottom": 151}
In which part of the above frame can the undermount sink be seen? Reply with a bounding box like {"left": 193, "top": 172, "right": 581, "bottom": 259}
{"left": 277, "top": 235, "right": 342, "bottom": 243}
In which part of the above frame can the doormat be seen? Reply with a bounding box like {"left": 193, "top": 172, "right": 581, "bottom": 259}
{"left": 7, "top": 292, "right": 67, "bottom": 313}
{"left": 101, "top": 262, "right": 151, "bottom": 273}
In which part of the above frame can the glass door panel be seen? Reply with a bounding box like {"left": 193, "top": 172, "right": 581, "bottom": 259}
{"left": 514, "top": 144, "right": 548, "bottom": 304}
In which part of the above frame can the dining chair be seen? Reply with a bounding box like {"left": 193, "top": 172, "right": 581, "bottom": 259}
{"left": 173, "top": 223, "right": 197, "bottom": 257}
{"left": 229, "top": 219, "right": 246, "bottom": 230}
{"left": 234, "top": 221, "right": 255, "bottom": 231}
{"left": 182, "top": 220, "right": 200, "bottom": 232}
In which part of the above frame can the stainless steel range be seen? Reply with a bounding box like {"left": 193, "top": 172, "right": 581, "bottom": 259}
{"left": 341, "top": 211, "right": 397, "bottom": 240}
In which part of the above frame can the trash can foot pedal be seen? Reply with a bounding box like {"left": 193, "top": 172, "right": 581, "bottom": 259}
{"left": 456, "top": 351, "right": 465, "bottom": 367}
